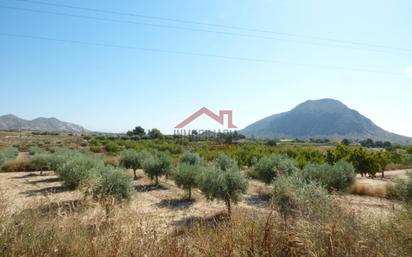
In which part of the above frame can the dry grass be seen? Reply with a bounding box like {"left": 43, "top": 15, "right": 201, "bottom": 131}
{"left": 351, "top": 182, "right": 387, "bottom": 198}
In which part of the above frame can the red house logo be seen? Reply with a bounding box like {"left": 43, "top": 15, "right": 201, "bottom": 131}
{"left": 175, "top": 107, "right": 237, "bottom": 129}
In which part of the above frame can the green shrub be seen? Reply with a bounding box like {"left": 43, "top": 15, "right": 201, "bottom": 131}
{"left": 119, "top": 150, "right": 150, "bottom": 180}
{"left": 142, "top": 151, "right": 171, "bottom": 185}
{"left": 28, "top": 146, "right": 46, "bottom": 156}
{"left": 57, "top": 156, "right": 104, "bottom": 190}
{"left": 272, "top": 175, "right": 332, "bottom": 224}
{"left": 392, "top": 172, "right": 412, "bottom": 202}
{"left": 89, "top": 146, "right": 103, "bottom": 153}
{"left": 172, "top": 163, "right": 202, "bottom": 199}
{"left": 180, "top": 151, "right": 203, "bottom": 166}
{"left": 104, "top": 142, "right": 120, "bottom": 153}
{"left": 301, "top": 160, "right": 355, "bottom": 192}
{"left": 198, "top": 158, "right": 248, "bottom": 216}
{"left": 0, "top": 147, "right": 18, "bottom": 166}
{"left": 214, "top": 153, "right": 237, "bottom": 171}
{"left": 30, "top": 153, "right": 52, "bottom": 175}
{"left": 92, "top": 167, "right": 134, "bottom": 201}
{"left": 48, "top": 148, "right": 83, "bottom": 172}
{"left": 253, "top": 154, "right": 298, "bottom": 184}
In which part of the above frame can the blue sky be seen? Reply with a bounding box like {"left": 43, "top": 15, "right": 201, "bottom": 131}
{"left": 0, "top": 0, "right": 411, "bottom": 135}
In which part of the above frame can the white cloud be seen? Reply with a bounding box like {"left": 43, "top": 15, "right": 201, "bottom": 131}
{"left": 404, "top": 66, "right": 412, "bottom": 78}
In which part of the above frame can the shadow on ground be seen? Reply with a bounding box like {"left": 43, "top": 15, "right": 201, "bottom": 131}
{"left": 134, "top": 184, "right": 168, "bottom": 192}
{"left": 29, "top": 177, "right": 63, "bottom": 184}
{"left": 155, "top": 198, "right": 195, "bottom": 209}
{"left": 171, "top": 212, "right": 229, "bottom": 236}
{"left": 14, "top": 199, "right": 86, "bottom": 218}
{"left": 20, "top": 186, "right": 66, "bottom": 196}
{"left": 244, "top": 194, "right": 272, "bottom": 207}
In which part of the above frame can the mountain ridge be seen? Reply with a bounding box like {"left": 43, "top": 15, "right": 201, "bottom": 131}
{"left": 0, "top": 114, "right": 88, "bottom": 133}
{"left": 241, "top": 99, "right": 412, "bottom": 144}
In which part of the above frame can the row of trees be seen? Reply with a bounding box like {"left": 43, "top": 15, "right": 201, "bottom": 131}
{"left": 120, "top": 150, "right": 248, "bottom": 215}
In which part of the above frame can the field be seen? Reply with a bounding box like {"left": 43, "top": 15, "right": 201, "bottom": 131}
{"left": 1, "top": 131, "right": 412, "bottom": 257}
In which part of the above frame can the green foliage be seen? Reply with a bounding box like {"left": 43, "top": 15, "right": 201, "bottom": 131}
{"left": 120, "top": 150, "right": 151, "bottom": 179}
{"left": 147, "top": 128, "right": 164, "bottom": 140}
{"left": 406, "top": 146, "right": 412, "bottom": 155}
{"left": 347, "top": 148, "right": 381, "bottom": 177}
{"left": 142, "top": 151, "right": 171, "bottom": 185}
{"left": 104, "top": 142, "right": 120, "bottom": 153}
{"left": 302, "top": 160, "right": 355, "bottom": 192}
{"left": 127, "top": 126, "right": 146, "bottom": 137}
{"left": 253, "top": 154, "right": 298, "bottom": 184}
{"left": 92, "top": 167, "right": 134, "bottom": 201}
{"left": 0, "top": 147, "right": 19, "bottom": 166}
{"left": 172, "top": 163, "right": 202, "bottom": 199}
{"left": 30, "top": 153, "right": 52, "bottom": 174}
{"left": 57, "top": 155, "right": 104, "bottom": 190}
{"left": 392, "top": 173, "right": 412, "bottom": 203}
{"left": 28, "top": 146, "right": 46, "bottom": 156}
{"left": 180, "top": 151, "right": 203, "bottom": 166}
{"left": 272, "top": 175, "right": 331, "bottom": 222}
{"left": 214, "top": 153, "right": 237, "bottom": 171}
{"left": 198, "top": 158, "right": 248, "bottom": 215}
{"left": 48, "top": 148, "right": 83, "bottom": 171}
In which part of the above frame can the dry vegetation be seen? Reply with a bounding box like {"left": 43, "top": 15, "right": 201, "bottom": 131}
{"left": 1, "top": 132, "right": 412, "bottom": 256}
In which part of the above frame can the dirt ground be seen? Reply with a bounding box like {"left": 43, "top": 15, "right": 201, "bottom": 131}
{"left": 0, "top": 168, "right": 407, "bottom": 226}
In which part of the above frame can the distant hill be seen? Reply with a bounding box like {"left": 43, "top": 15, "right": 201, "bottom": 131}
{"left": 241, "top": 99, "right": 412, "bottom": 144}
{"left": 0, "top": 114, "right": 88, "bottom": 133}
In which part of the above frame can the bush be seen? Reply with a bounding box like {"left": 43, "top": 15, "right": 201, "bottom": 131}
{"left": 28, "top": 146, "right": 46, "bottom": 156}
{"left": 301, "top": 160, "right": 355, "bottom": 192}
{"left": 92, "top": 167, "right": 134, "bottom": 201}
{"left": 0, "top": 159, "right": 33, "bottom": 172}
{"left": 272, "top": 175, "right": 332, "bottom": 224}
{"left": 57, "top": 155, "right": 104, "bottom": 190}
{"left": 198, "top": 158, "right": 248, "bottom": 216}
{"left": 48, "top": 148, "right": 83, "bottom": 171}
{"left": 214, "top": 153, "right": 237, "bottom": 171}
{"left": 392, "top": 173, "right": 412, "bottom": 202}
{"left": 30, "top": 153, "right": 52, "bottom": 175}
{"left": 180, "top": 151, "right": 203, "bottom": 166}
{"left": 89, "top": 146, "right": 103, "bottom": 153}
{"left": 0, "top": 147, "right": 18, "bottom": 166}
{"left": 172, "top": 163, "right": 202, "bottom": 199}
{"left": 142, "top": 151, "right": 171, "bottom": 185}
{"left": 253, "top": 154, "right": 298, "bottom": 184}
{"left": 104, "top": 142, "right": 120, "bottom": 153}
{"left": 120, "top": 150, "right": 151, "bottom": 180}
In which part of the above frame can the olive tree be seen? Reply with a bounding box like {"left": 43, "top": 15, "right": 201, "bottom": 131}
{"left": 142, "top": 151, "right": 171, "bottom": 185}
{"left": 120, "top": 150, "right": 150, "bottom": 180}
{"left": 198, "top": 157, "right": 248, "bottom": 216}
{"left": 172, "top": 163, "right": 202, "bottom": 199}
{"left": 180, "top": 151, "right": 203, "bottom": 166}
{"left": 253, "top": 154, "right": 299, "bottom": 184}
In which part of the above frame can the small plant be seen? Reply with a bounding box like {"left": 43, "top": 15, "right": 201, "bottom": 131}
{"left": 253, "top": 154, "right": 298, "bottom": 184}
{"left": 57, "top": 155, "right": 104, "bottom": 190}
{"left": 301, "top": 160, "right": 355, "bottom": 192}
{"left": 142, "top": 151, "right": 171, "bottom": 185}
{"left": 120, "top": 150, "right": 150, "bottom": 180}
{"left": 198, "top": 157, "right": 248, "bottom": 216}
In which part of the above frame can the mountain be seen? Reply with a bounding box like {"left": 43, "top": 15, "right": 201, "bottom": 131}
{"left": 0, "top": 114, "right": 88, "bottom": 133}
{"left": 241, "top": 99, "right": 412, "bottom": 144}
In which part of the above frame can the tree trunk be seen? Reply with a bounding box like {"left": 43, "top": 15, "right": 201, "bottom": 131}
{"left": 381, "top": 170, "right": 385, "bottom": 178}
{"left": 226, "top": 199, "right": 232, "bottom": 217}
{"left": 188, "top": 187, "right": 192, "bottom": 199}
{"left": 155, "top": 175, "right": 159, "bottom": 185}
{"left": 133, "top": 169, "right": 137, "bottom": 180}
